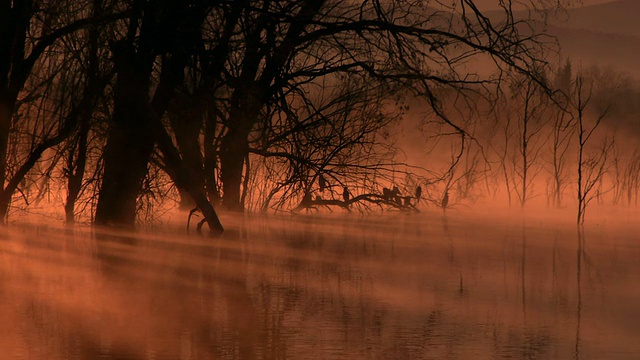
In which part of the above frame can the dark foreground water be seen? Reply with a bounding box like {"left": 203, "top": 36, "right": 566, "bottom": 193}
{"left": 1, "top": 210, "right": 639, "bottom": 359}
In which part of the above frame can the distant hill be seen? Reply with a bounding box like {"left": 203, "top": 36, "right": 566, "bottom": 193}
{"left": 540, "top": 0, "right": 640, "bottom": 78}
{"left": 484, "top": 1, "right": 640, "bottom": 78}
{"left": 549, "top": 0, "right": 640, "bottom": 38}
{"left": 550, "top": 25, "right": 640, "bottom": 78}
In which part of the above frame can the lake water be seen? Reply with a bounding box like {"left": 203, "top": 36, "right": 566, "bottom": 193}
{"left": 1, "top": 210, "right": 639, "bottom": 359}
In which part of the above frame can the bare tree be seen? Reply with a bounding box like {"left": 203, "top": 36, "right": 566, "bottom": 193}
{"left": 62, "top": 0, "right": 114, "bottom": 224}
{"left": 93, "top": 0, "right": 225, "bottom": 234}
{"left": 574, "top": 74, "right": 611, "bottom": 225}
{"left": 493, "top": 100, "right": 516, "bottom": 206}
{"left": 547, "top": 99, "right": 575, "bottom": 208}
{"left": 202, "top": 0, "right": 572, "bottom": 212}
{"left": 0, "top": 0, "right": 124, "bottom": 222}
{"left": 510, "top": 77, "right": 551, "bottom": 207}
{"left": 0, "top": 0, "right": 580, "bottom": 229}
{"left": 248, "top": 73, "right": 404, "bottom": 213}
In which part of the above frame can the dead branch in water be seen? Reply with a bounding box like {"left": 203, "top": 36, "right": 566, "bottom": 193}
{"left": 293, "top": 193, "right": 419, "bottom": 213}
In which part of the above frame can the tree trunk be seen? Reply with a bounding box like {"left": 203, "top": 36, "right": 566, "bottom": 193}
{"left": 0, "top": 98, "right": 12, "bottom": 188}
{"left": 219, "top": 131, "right": 248, "bottom": 212}
{"left": 203, "top": 112, "right": 222, "bottom": 205}
{"left": 169, "top": 100, "right": 205, "bottom": 210}
{"left": 94, "top": 42, "right": 154, "bottom": 227}
{"left": 0, "top": 190, "right": 10, "bottom": 222}
{"left": 219, "top": 90, "right": 261, "bottom": 212}
{"left": 151, "top": 114, "right": 225, "bottom": 235}
{"left": 0, "top": 92, "right": 16, "bottom": 221}
{"left": 95, "top": 119, "right": 153, "bottom": 226}
{"left": 188, "top": 185, "right": 224, "bottom": 236}
{"left": 176, "top": 187, "right": 195, "bottom": 210}
{"left": 94, "top": 118, "right": 154, "bottom": 227}
{"left": 65, "top": 123, "right": 89, "bottom": 224}
{"left": 66, "top": 1, "right": 101, "bottom": 224}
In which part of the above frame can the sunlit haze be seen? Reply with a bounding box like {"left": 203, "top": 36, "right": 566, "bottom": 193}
{"left": 0, "top": 0, "right": 638, "bottom": 359}
{"left": 479, "top": 0, "right": 616, "bottom": 8}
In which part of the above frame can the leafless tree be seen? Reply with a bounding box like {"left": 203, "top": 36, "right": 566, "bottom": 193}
{"left": 547, "top": 98, "right": 575, "bottom": 208}
{"left": 509, "top": 76, "right": 551, "bottom": 207}
{"left": 0, "top": 0, "right": 124, "bottom": 222}
{"left": 492, "top": 100, "right": 516, "bottom": 206}
{"left": 0, "top": 0, "right": 580, "bottom": 230}
{"left": 574, "top": 74, "right": 611, "bottom": 225}
{"left": 248, "top": 73, "right": 405, "bottom": 213}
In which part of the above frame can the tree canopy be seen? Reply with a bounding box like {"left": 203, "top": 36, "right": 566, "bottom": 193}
{"left": 0, "top": 0, "right": 592, "bottom": 232}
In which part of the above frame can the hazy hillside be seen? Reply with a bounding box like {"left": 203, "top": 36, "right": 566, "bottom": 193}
{"left": 514, "top": 0, "right": 640, "bottom": 78}
{"left": 550, "top": 25, "right": 640, "bottom": 78}
{"left": 549, "top": 0, "right": 640, "bottom": 38}
{"left": 424, "top": 1, "right": 638, "bottom": 78}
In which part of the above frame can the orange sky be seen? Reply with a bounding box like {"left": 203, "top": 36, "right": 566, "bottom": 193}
{"left": 473, "top": 0, "right": 617, "bottom": 10}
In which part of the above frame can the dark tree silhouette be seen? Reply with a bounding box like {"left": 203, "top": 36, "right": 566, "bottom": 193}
{"left": 441, "top": 191, "right": 449, "bottom": 210}
{"left": 0, "top": 0, "right": 123, "bottom": 221}
{"left": 0, "top": 0, "right": 583, "bottom": 229}
{"left": 94, "top": 0, "right": 224, "bottom": 233}
{"left": 573, "top": 74, "right": 611, "bottom": 225}
{"left": 190, "top": 0, "right": 569, "bottom": 212}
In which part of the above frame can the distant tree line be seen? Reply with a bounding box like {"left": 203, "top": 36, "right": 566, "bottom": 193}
{"left": 424, "top": 58, "right": 640, "bottom": 224}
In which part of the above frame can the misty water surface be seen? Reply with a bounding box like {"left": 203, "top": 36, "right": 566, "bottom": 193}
{"left": 1, "top": 210, "right": 639, "bottom": 359}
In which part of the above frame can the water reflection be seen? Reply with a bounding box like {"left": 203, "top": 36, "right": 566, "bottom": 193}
{"left": 1, "top": 213, "right": 639, "bottom": 359}
{"left": 575, "top": 227, "right": 583, "bottom": 360}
